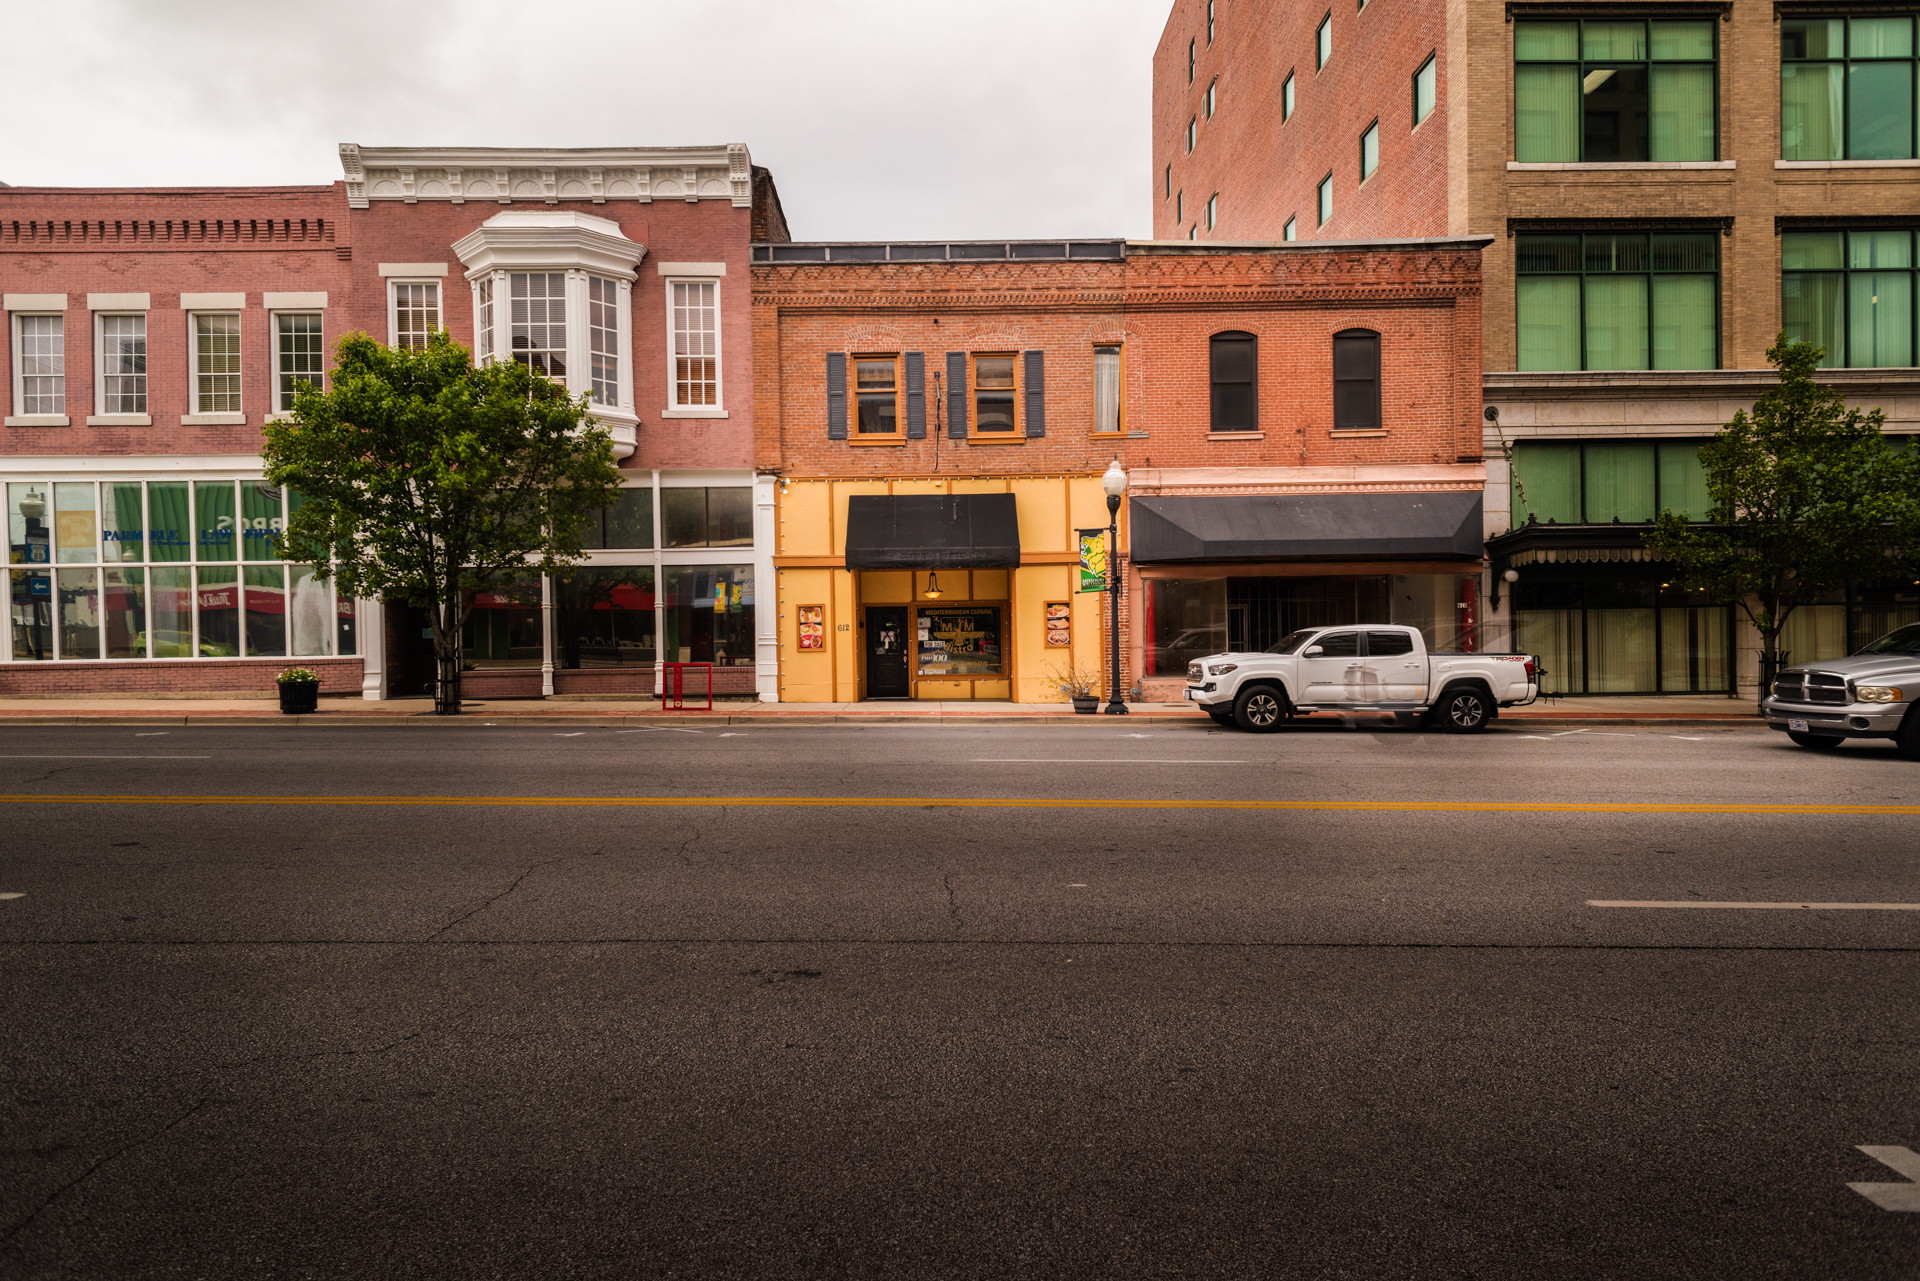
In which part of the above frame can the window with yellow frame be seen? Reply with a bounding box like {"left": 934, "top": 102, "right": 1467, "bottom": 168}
{"left": 853, "top": 354, "right": 901, "bottom": 438}
{"left": 970, "top": 352, "right": 1019, "bottom": 437}
{"left": 1092, "top": 344, "right": 1124, "bottom": 435}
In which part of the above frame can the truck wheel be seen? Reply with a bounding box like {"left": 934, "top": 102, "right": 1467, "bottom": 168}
{"left": 1233, "top": 686, "right": 1288, "bottom": 733}
{"left": 1787, "top": 731, "right": 1844, "bottom": 750}
{"left": 1439, "top": 687, "right": 1490, "bottom": 734}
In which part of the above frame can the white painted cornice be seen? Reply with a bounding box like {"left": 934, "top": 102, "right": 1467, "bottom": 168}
{"left": 339, "top": 143, "right": 753, "bottom": 210}
{"left": 450, "top": 210, "right": 647, "bottom": 280}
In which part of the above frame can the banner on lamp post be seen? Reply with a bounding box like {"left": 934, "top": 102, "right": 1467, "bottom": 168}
{"left": 1077, "top": 529, "right": 1108, "bottom": 593}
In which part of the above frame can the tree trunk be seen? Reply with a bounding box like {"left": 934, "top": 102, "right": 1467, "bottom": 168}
{"left": 1756, "top": 627, "right": 1781, "bottom": 714}
{"left": 432, "top": 594, "right": 465, "bottom": 716}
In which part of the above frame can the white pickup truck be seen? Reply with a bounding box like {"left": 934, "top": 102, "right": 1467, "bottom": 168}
{"left": 1183, "top": 624, "right": 1538, "bottom": 733}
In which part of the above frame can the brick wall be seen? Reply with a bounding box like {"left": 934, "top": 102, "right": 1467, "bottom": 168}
{"left": 753, "top": 241, "right": 1487, "bottom": 477}
{"left": 0, "top": 656, "right": 361, "bottom": 696}
{"left": 1153, "top": 0, "right": 1448, "bottom": 243}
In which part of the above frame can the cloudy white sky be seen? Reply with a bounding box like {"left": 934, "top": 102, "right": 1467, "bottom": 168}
{"left": 6, "top": 0, "right": 1171, "bottom": 241}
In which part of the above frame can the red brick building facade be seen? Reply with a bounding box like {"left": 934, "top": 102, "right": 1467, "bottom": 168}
{"left": 754, "top": 236, "right": 1489, "bottom": 704}
{"left": 3, "top": 146, "right": 788, "bottom": 700}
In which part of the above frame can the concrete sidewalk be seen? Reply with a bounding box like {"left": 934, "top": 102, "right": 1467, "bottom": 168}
{"left": 0, "top": 692, "right": 1761, "bottom": 727}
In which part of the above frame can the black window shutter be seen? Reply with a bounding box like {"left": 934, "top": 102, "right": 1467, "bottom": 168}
{"left": 946, "top": 351, "right": 967, "bottom": 439}
{"left": 826, "top": 353, "right": 847, "bottom": 440}
{"left": 1023, "top": 349, "right": 1045, "bottom": 437}
{"left": 905, "top": 352, "right": 926, "bottom": 439}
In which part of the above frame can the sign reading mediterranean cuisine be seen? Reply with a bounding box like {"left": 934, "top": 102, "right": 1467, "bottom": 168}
{"left": 1077, "top": 529, "right": 1108, "bottom": 593}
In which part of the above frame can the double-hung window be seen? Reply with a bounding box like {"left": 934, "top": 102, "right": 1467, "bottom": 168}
{"left": 99, "top": 315, "right": 147, "bottom": 415}
{"left": 1093, "top": 345, "right": 1123, "bottom": 435}
{"left": 1189, "top": 38, "right": 1196, "bottom": 82}
{"left": 1333, "top": 329, "right": 1382, "bottom": 430}
{"left": 14, "top": 314, "right": 65, "bottom": 417}
{"left": 1514, "top": 19, "right": 1717, "bottom": 161}
{"left": 1361, "top": 121, "right": 1381, "bottom": 179}
{"left": 193, "top": 313, "right": 242, "bottom": 414}
{"left": 391, "top": 282, "right": 440, "bottom": 350}
{"left": 589, "top": 276, "right": 619, "bottom": 406}
{"left": 1206, "top": 79, "right": 1218, "bottom": 118}
{"left": 1206, "top": 193, "right": 1219, "bottom": 230}
{"left": 275, "top": 313, "right": 323, "bottom": 412}
{"left": 1782, "top": 15, "right": 1917, "bottom": 160}
{"left": 1317, "top": 13, "right": 1332, "bottom": 69}
{"left": 972, "top": 354, "right": 1018, "bottom": 434}
{"left": 1284, "top": 71, "right": 1297, "bottom": 120}
{"left": 670, "top": 280, "right": 720, "bottom": 409}
{"left": 1187, "top": 116, "right": 1198, "bottom": 152}
{"left": 1515, "top": 230, "right": 1719, "bottom": 370}
{"left": 1317, "top": 173, "right": 1334, "bottom": 225}
{"left": 511, "top": 272, "right": 567, "bottom": 378}
{"left": 1783, "top": 228, "right": 1916, "bottom": 366}
{"left": 1209, "top": 332, "right": 1257, "bottom": 431}
{"left": 1284, "top": 215, "right": 1298, "bottom": 241}
{"left": 1177, "top": 191, "right": 1185, "bottom": 223}
{"left": 855, "top": 355, "right": 901, "bottom": 436}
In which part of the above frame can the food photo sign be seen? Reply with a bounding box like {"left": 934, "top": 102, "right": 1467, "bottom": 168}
{"left": 796, "top": 604, "right": 825, "bottom": 650}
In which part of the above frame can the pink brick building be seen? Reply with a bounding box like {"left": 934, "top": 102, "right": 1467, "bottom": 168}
{"left": 2, "top": 146, "right": 790, "bottom": 701}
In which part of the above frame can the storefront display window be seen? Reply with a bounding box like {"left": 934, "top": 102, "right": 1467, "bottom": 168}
{"left": 1513, "top": 572, "right": 1728, "bottom": 693}
{"left": 580, "top": 487, "right": 654, "bottom": 550}
{"left": 664, "top": 565, "right": 754, "bottom": 665}
{"left": 464, "top": 581, "right": 542, "bottom": 668}
{"left": 1145, "top": 575, "right": 1397, "bottom": 675}
{"left": 555, "top": 567, "right": 656, "bottom": 668}
{"left": 5, "top": 477, "right": 354, "bottom": 662}
{"left": 916, "top": 605, "right": 1004, "bottom": 676}
{"left": 663, "top": 487, "right": 752, "bottom": 548}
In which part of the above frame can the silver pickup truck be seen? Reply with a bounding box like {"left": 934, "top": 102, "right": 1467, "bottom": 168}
{"left": 1184, "top": 623, "right": 1538, "bottom": 733}
{"left": 1762, "top": 622, "right": 1920, "bottom": 759}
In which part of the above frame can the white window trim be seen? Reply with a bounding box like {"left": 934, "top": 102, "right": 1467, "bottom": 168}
{"left": 7, "top": 312, "right": 70, "bottom": 426}
{"left": 89, "top": 310, "right": 152, "bottom": 427}
{"left": 185, "top": 310, "right": 245, "bottom": 423}
{"left": 266, "top": 309, "right": 326, "bottom": 421}
{"left": 662, "top": 276, "right": 727, "bottom": 418}
{"left": 467, "top": 268, "right": 640, "bottom": 425}
{"left": 386, "top": 278, "right": 442, "bottom": 349}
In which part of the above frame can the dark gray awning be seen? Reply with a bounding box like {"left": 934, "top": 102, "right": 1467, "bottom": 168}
{"left": 1131, "top": 492, "right": 1483, "bottom": 562}
{"left": 844, "top": 494, "right": 1021, "bottom": 569}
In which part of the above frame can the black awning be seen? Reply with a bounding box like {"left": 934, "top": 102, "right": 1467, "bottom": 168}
{"left": 844, "top": 493, "right": 1022, "bottom": 569}
{"left": 1130, "top": 491, "right": 1484, "bottom": 563}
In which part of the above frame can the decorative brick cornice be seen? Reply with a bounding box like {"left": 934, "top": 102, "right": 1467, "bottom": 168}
{"left": 338, "top": 143, "right": 753, "bottom": 210}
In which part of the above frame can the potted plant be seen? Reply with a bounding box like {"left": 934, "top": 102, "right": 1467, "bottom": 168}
{"left": 277, "top": 667, "right": 321, "bottom": 715}
{"left": 1046, "top": 663, "right": 1101, "bottom": 714}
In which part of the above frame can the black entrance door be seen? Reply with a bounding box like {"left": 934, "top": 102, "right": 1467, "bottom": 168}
{"left": 866, "top": 606, "right": 910, "bottom": 698}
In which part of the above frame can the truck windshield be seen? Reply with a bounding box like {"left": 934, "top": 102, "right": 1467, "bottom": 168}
{"left": 1266, "top": 629, "right": 1317, "bottom": 655}
{"left": 1857, "top": 624, "right": 1920, "bottom": 656}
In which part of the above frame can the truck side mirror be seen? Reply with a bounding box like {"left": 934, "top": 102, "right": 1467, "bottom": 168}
{"left": 1303, "top": 645, "right": 1324, "bottom": 656}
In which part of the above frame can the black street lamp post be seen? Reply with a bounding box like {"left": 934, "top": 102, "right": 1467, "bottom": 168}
{"left": 1101, "top": 459, "right": 1129, "bottom": 715}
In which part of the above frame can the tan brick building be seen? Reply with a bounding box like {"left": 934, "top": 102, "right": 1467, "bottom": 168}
{"left": 1155, "top": 0, "right": 1920, "bottom": 694}
{"left": 752, "top": 236, "right": 1490, "bottom": 704}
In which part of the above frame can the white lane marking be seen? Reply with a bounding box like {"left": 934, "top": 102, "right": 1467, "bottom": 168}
{"left": 973, "top": 758, "right": 1247, "bottom": 764}
{"left": 0, "top": 755, "right": 211, "bottom": 760}
{"left": 555, "top": 732, "right": 585, "bottom": 737}
{"left": 718, "top": 733, "right": 744, "bottom": 737}
{"left": 1067, "top": 883, "right": 1088, "bottom": 888}
{"left": 1515, "top": 735, "right": 1555, "bottom": 740}
{"left": 1671, "top": 735, "right": 1707, "bottom": 741}
{"left": 1850, "top": 1147, "right": 1920, "bottom": 1211}
{"left": 1588, "top": 900, "right": 1920, "bottom": 911}
{"left": 614, "top": 727, "right": 706, "bottom": 735}
{"left": 1123, "top": 734, "right": 1153, "bottom": 739}
{"left": 1553, "top": 729, "right": 1592, "bottom": 737}
{"left": 134, "top": 732, "right": 169, "bottom": 737}
{"left": 0, "top": 892, "right": 23, "bottom": 901}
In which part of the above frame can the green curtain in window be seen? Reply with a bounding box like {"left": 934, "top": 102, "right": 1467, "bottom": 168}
{"left": 1651, "top": 21, "right": 1713, "bottom": 60}
{"left": 1582, "top": 21, "right": 1646, "bottom": 60}
{"left": 1780, "top": 64, "right": 1843, "bottom": 160}
{"left": 1849, "top": 62, "right": 1915, "bottom": 159}
{"left": 1651, "top": 275, "right": 1716, "bottom": 369}
{"left": 1850, "top": 271, "right": 1914, "bottom": 366}
{"left": 1650, "top": 64, "right": 1715, "bottom": 160}
{"left": 1583, "top": 443, "right": 1656, "bottom": 522}
{"left": 1782, "top": 275, "right": 1844, "bottom": 366}
{"left": 1657, "top": 442, "right": 1714, "bottom": 520}
{"left": 148, "top": 482, "right": 191, "bottom": 563}
{"left": 1515, "top": 65, "right": 1579, "bottom": 161}
{"left": 1851, "top": 16, "right": 1913, "bottom": 58}
{"left": 1586, "top": 607, "right": 1657, "bottom": 691}
{"left": 1516, "top": 609, "right": 1582, "bottom": 693}
{"left": 1660, "top": 607, "right": 1727, "bottom": 691}
{"left": 1512, "top": 442, "right": 1582, "bottom": 523}
{"left": 1516, "top": 278, "right": 1582, "bottom": 370}
{"left": 1584, "top": 276, "right": 1650, "bottom": 370}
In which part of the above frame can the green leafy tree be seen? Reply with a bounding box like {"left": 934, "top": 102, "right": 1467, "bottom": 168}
{"left": 262, "top": 331, "right": 624, "bottom": 715}
{"left": 1646, "top": 336, "right": 1920, "bottom": 705}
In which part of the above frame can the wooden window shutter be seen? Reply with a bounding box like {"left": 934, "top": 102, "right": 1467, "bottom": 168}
{"left": 1023, "top": 350, "right": 1045, "bottom": 437}
{"left": 946, "top": 351, "right": 967, "bottom": 439}
{"left": 826, "top": 352, "right": 847, "bottom": 440}
{"left": 904, "top": 352, "right": 926, "bottom": 439}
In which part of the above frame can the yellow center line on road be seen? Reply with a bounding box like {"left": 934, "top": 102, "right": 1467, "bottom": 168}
{"left": 0, "top": 794, "right": 1916, "bottom": 815}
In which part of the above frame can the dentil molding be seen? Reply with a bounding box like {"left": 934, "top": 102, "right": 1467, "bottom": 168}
{"left": 339, "top": 144, "right": 753, "bottom": 210}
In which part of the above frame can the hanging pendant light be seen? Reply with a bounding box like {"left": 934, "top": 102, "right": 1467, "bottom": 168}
{"left": 924, "top": 572, "right": 944, "bottom": 599}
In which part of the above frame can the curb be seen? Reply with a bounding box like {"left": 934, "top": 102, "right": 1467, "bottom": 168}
{"left": 0, "top": 712, "right": 1766, "bottom": 729}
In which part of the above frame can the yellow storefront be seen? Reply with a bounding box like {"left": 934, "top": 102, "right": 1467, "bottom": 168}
{"left": 773, "top": 474, "right": 1115, "bottom": 703}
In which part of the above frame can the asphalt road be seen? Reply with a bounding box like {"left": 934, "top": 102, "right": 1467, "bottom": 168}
{"left": 1, "top": 718, "right": 1916, "bottom": 1279}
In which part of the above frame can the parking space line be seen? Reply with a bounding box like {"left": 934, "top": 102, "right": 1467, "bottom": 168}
{"left": 1588, "top": 900, "right": 1920, "bottom": 910}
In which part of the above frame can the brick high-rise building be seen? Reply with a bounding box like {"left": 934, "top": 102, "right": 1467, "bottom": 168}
{"left": 1155, "top": 0, "right": 1920, "bottom": 695}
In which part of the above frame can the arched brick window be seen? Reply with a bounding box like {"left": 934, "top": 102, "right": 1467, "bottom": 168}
{"left": 1209, "top": 331, "right": 1257, "bottom": 432}
{"left": 1333, "top": 328, "right": 1381, "bottom": 430}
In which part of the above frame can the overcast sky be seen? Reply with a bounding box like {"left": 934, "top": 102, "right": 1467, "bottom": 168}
{"left": 6, "top": 0, "right": 1170, "bottom": 241}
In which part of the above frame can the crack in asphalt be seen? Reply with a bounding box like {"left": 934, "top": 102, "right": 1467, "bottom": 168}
{"left": 0, "top": 1096, "right": 209, "bottom": 1247}
{"left": 942, "top": 874, "right": 963, "bottom": 931}
{"left": 423, "top": 859, "right": 562, "bottom": 942}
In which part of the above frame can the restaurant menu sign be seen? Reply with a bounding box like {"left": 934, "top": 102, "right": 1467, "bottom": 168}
{"left": 917, "top": 606, "right": 1003, "bottom": 676}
